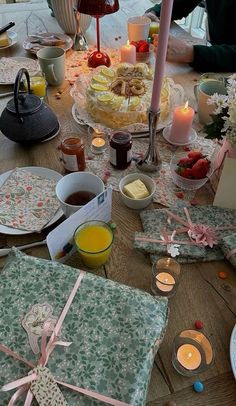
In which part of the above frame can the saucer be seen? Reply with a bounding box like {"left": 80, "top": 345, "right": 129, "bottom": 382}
{"left": 162, "top": 125, "right": 197, "bottom": 146}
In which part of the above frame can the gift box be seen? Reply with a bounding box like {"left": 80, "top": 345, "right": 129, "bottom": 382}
{"left": 0, "top": 248, "right": 168, "bottom": 405}
{"left": 220, "top": 232, "right": 236, "bottom": 268}
{"left": 134, "top": 205, "right": 236, "bottom": 264}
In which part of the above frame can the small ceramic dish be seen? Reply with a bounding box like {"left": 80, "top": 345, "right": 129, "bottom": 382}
{"left": 119, "top": 173, "right": 156, "bottom": 210}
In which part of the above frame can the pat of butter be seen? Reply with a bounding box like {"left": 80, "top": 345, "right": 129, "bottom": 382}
{"left": 123, "top": 179, "right": 150, "bottom": 199}
{"left": 0, "top": 32, "right": 10, "bottom": 47}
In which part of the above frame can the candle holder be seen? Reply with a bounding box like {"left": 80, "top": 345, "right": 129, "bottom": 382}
{"left": 151, "top": 257, "right": 181, "bottom": 298}
{"left": 136, "top": 108, "right": 161, "bottom": 172}
{"left": 88, "top": 127, "right": 107, "bottom": 155}
{"left": 73, "top": 8, "right": 88, "bottom": 52}
{"left": 172, "top": 329, "right": 214, "bottom": 376}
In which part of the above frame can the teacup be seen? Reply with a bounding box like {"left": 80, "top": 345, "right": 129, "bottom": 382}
{"left": 55, "top": 172, "right": 104, "bottom": 218}
{"left": 127, "top": 16, "right": 151, "bottom": 42}
{"left": 37, "top": 47, "right": 65, "bottom": 86}
{"left": 194, "top": 80, "right": 227, "bottom": 124}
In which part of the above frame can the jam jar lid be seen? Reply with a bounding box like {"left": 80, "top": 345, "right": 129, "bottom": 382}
{"left": 110, "top": 131, "right": 132, "bottom": 145}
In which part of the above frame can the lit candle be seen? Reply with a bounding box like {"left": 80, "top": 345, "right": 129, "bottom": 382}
{"left": 169, "top": 101, "right": 195, "bottom": 144}
{"left": 177, "top": 344, "right": 202, "bottom": 370}
{"left": 91, "top": 137, "right": 106, "bottom": 153}
{"left": 150, "top": 0, "right": 174, "bottom": 112}
{"left": 120, "top": 40, "right": 136, "bottom": 64}
{"left": 156, "top": 272, "right": 175, "bottom": 292}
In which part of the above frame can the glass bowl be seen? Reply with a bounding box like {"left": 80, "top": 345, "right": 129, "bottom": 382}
{"left": 170, "top": 152, "right": 213, "bottom": 190}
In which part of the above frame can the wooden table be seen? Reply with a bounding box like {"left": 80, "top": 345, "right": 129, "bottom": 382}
{"left": 0, "top": 1, "right": 236, "bottom": 405}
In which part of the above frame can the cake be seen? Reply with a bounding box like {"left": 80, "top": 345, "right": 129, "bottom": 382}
{"left": 86, "top": 62, "right": 170, "bottom": 129}
{"left": 0, "top": 32, "right": 10, "bottom": 48}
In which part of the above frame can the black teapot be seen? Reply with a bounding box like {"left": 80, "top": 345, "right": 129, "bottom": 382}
{"left": 0, "top": 68, "right": 60, "bottom": 144}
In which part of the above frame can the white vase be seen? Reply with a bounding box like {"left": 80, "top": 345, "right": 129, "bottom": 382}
{"left": 51, "top": 0, "right": 92, "bottom": 35}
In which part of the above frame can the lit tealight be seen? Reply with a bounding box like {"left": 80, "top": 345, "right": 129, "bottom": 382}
{"left": 91, "top": 137, "right": 106, "bottom": 154}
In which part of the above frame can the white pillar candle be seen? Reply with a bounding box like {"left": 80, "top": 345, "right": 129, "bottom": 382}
{"left": 120, "top": 40, "right": 136, "bottom": 64}
{"left": 169, "top": 101, "right": 195, "bottom": 144}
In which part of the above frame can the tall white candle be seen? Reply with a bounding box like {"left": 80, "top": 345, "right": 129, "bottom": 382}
{"left": 120, "top": 40, "right": 136, "bottom": 64}
{"left": 150, "top": 0, "right": 174, "bottom": 112}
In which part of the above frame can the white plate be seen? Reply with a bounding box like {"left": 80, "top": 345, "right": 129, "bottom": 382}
{"left": 162, "top": 125, "right": 198, "bottom": 146}
{"left": 23, "top": 32, "right": 73, "bottom": 55}
{"left": 0, "top": 167, "right": 63, "bottom": 235}
{"left": 230, "top": 324, "right": 236, "bottom": 379}
{"left": 0, "top": 31, "right": 18, "bottom": 50}
{"left": 0, "top": 56, "right": 39, "bottom": 85}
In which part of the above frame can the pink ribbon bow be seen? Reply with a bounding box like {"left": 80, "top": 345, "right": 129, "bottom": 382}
{"left": 0, "top": 271, "right": 132, "bottom": 406}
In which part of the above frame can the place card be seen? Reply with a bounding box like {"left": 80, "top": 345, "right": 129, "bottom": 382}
{"left": 47, "top": 187, "right": 112, "bottom": 262}
{"left": 213, "top": 158, "right": 236, "bottom": 210}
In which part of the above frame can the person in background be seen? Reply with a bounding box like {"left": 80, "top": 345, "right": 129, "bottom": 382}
{"left": 145, "top": 0, "right": 236, "bottom": 72}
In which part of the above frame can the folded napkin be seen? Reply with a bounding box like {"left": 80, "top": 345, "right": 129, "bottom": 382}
{"left": 134, "top": 205, "right": 236, "bottom": 263}
{"left": 220, "top": 232, "right": 236, "bottom": 268}
{"left": 0, "top": 168, "right": 60, "bottom": 232}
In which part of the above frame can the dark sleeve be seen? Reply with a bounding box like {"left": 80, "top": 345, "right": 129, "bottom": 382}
{"left": 192, "top": 44, "right": 236, "bottom": 72}
{"left": 146, "top": 0, "right": 201, "bottom": 20}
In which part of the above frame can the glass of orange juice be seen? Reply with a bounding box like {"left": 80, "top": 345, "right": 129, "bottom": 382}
{"left": 74, "top": 220, "right": 114, "bottom": 268}
{"left": 24, "top": 71, "right": 47, "bottom": 99}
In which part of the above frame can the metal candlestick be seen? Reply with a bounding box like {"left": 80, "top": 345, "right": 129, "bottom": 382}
{"left": 136, "top": 108, "right": 162, "bottom": 172}
{"left": 73, "top": 9, "right": 88, "bottom": 51}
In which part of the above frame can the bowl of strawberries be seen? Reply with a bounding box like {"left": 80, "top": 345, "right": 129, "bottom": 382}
{"left": 170, "top": 150, "right": 213, "bottom": 190}
{"left": 130, "top": 40, "right": 153, "bottom": 63}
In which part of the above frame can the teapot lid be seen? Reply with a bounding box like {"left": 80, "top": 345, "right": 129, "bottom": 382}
{"left": 7, "top": 93, "right": 42, "bottom": 115}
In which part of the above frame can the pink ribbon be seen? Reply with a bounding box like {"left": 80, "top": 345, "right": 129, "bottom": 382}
{"left": 0, "top": 271, "right": 133, "bottom": 406}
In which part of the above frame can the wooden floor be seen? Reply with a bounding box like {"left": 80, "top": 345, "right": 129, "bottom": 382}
{"left": 0, "top": 1, "right": 236, "bottom": 405}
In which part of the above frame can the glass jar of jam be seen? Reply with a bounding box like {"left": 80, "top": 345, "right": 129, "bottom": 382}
{"left": 109, "top": 131, "right": 132, "bottom": 169}
{"left": 59, "top": 137, "right": 86, "bottom": 172}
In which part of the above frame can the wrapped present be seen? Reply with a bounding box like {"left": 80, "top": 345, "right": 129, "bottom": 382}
{"left": 220, "top": 232, "right": 236, "bottom": 268}
{"left": 134, "top": 205, "right": 236, "bottom": 264}
{"left": 0, "top": 248, "right": 168, "bottom": 405}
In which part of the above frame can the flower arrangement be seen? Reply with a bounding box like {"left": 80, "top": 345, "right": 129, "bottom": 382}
{"left": 204, "top": 74, "right": 236, "bottom": 145}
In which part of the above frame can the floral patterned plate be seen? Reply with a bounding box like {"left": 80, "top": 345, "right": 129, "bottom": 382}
{"left": 230, "top": 324, "right": 236, "bottom": 379}
{"left": 0, "top": 167, "right": 63, "bottom": 235}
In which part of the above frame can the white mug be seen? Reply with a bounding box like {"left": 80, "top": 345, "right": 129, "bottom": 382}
{"left": 194, "top": 80, "right": 227, "bottom": 124}
{"left": 55, "top": 172, "right": 104, "bottom": 218}
{"left": 37, "top": 47, "right": 65, "bottom": 86}
{"left": 127, "top": 16, "right": 151, "bottom": 42}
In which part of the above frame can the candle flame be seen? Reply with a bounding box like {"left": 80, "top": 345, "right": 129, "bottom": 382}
{"left": 127, "top": 40, "right": 130, "bottom": 46}
{"left": 184, "top": 101, "right": 189, "bottom": 109}
{"left": 188, "top": 352, "right": 192, "bottom": 358}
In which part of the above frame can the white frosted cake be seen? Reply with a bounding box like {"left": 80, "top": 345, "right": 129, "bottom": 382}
{"left": 86, "top": 63, "right": 170, "bottom": 129}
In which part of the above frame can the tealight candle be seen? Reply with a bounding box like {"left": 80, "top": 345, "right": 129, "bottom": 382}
{"left": 169, "top": 101, "right": 195, "bottom": 144}
{"left": 151, "top": 257, "right": 181, "bottom": 298}
{"left": 177, "top": 344, "right": 202, "bottom": 370}
{"left": 91, "top": 137, "right": 106, "bottom": 153}
{"left": 156, "top": 272, "right": 175, "bottom": 292}
{"left": 120, "top": 40, "right": 136, "bottom": 64}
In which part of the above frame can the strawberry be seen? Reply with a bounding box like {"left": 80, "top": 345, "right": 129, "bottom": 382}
{"left": 178, "top": 157, "right": 194, "bottom": 167}
{"left": 191, "top": 158, "right": 210, "bottom": 179}
{"left": 180, "top": 168, "right": 193, "bottom": 178}
{"left": 188, "top": 150, "right": 204, "bottom": 161}
{"left": 137, "top": 42, "right": 149, "bottom": 53}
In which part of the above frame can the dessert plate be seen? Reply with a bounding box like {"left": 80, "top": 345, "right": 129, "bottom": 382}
{"left": 0, "top": 57, "right": 39, "bottom": 85}
{"left": 230, "top": 324, "right": 236, "bottom": 379}
{"left": 0, "top": 31, "right": 18, "bottom": 50}
{"left": 162, "top": 125, "right": 198, "bottom": 146}
{"left": 23, "top": 32, "right": 73, "bottom": 55}
{"left": 0, "top": 167, "right": 63, "bottom": 235}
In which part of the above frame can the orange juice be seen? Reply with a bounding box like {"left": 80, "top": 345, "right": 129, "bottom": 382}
{"left": 29, "top": 76, "right": 46, "bottom": 97}
{"left": 74, "top": 222, "right": 113, "bottom": 268}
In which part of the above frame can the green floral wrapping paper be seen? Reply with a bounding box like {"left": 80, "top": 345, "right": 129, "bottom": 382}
{"left": 0, "top": 249, "right": 168, "bottom": 406}
{"left": 134, "top": 206, "right": 236, "bottom": 264}
{"left": 220, "top": 233, "right": 236, "bottom": 268}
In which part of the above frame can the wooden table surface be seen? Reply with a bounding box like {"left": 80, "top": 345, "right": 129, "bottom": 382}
{"left": 0, "top": 1, "right": 236, "bottom": 405}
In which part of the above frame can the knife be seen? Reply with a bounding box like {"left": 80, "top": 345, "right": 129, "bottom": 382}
{"left": 0, "top": 22, "right": 15, "bottom": 36}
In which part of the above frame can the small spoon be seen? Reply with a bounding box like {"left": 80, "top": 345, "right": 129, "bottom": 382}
{"left": 0, "top": 239, "right": 47, "bottom": 258}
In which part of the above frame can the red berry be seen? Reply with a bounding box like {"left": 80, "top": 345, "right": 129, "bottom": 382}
{"left": 195, "top": 320, "right": 203, "bottom": 329}
{"left": 137, "top": 43, "right": 149, "bottom": 53}
{"left": 188, "top": 150, "right": 204, "bottom": 161}
{"left": 178, "top": 157, "right": 194, "bottom": 167}
{"left": 191, "top": 158, "right": 210, "bottom": 179}
{"left": 176, "top": 191, "right": 184, "bottom": 199}
{"left": 181, "top": 168, "right": 193, "bottom": 178}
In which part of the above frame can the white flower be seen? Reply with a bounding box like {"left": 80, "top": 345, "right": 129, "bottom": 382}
{"left": 229, "top": 106, "right": 236, "bottom": 125}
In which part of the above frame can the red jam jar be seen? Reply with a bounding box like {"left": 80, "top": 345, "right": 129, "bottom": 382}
{"left": 109, "top": 131, "right": 132, "bottom": 169}
{"left": 60, "top": 137, "right": 86, "bottom": 172}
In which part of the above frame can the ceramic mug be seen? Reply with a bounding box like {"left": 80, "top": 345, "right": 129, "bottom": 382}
{"left": 37, "top": 47, "right": 65, "bottom": 86}
{"left": 127, "top": 16, "right": 151, "bottom": 42}
{"left": 194, "top": 80, "right": 227, "bottom": 124}
{"left": 55, "top": 171, "right": 104, "bottom": 217}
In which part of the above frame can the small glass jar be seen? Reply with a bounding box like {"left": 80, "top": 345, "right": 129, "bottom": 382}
{"left": 151, "top": 257, "right": 181, "bottom": 298}
{"left": 59, "top": 137, "right": 86, "bottom": 172}
{"left": 109, "top": 131, "right": 132, "bottom": 170}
